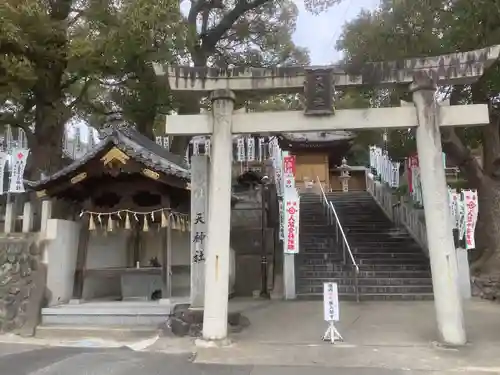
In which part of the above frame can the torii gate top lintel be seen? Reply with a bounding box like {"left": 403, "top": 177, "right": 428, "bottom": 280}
{"left": 154, "top": 44, "right": 500, "bottom": 94}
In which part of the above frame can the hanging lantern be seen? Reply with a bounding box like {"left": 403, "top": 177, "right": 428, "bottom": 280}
{"left": 161, "top": 210, "right": 169, "bottom": 228}
{"left": 124, "top": 212, "right": 131, "bottom": 230}
{"left": 142, "top": 216, "right": 149, "bottom": 232}
{"left": 88, "top": 214, "right": 96, "bottom": 231}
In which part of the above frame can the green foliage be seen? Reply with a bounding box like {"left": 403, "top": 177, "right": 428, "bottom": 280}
{"left": 0, "top": 0, "right": 183, "bottom": 146}
{"left": 2, "top": 0, "right": 344, "bottom": 151}
{"left": 336, "top": 0, "right": 500, "bottom": 165}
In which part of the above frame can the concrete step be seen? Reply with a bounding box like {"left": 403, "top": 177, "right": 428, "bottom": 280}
{"left": 352, "top": 247, "right": 425, "bottom": 254}
{"left": 36, "top": 325, "right": 160, "bottom": 341}
{"left": 351, "top": 244, "right": 424, "bottom": 251}
{"left": 295, "top": 253, "right": 343, "bottom": 260}
{"left": 298, "top": 277, "right": 433, "bottom": 286}
{"left": 359, "top": 258, "right": 429, "bottom": 265}
{"left": 299, "top": 248, "right": 341, "bottom": 254}
{"left": 299, "top": 263, "right": 430, "bottom": 272}
{"left": 297, "top": 293, "right": 434, "bottom": 301}
{"left": 41, "top": 301, "right": 173, "bottom": 327}
{"left": 348, "top": 238, "right": 420, "bottom": 244}
{"left": 347, "top": 237, "right": 415, "bottom": 243}
{"left": 352, "top": 253, "right": 427, "bottom": 260}
{"left": 298, "top": 270, "right": 432, "bottom": 279}
{"left": 298, "top": 284, "right": 433, "bottom": 295}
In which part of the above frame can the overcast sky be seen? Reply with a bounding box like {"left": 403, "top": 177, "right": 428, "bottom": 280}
{"left": 293, "top": 0, "right": 380, "bottom": 65}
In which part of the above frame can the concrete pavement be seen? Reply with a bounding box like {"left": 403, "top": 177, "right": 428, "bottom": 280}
{"left": 2, "top": 299, "right": 500, "bottom": 374}
{"left": 0, "top": 343, "right": 497, "bottom": 375}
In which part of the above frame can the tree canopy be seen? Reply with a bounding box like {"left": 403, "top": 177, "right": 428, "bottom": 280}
{"left": 1, "top": 0, "right": 344, "bottom": 169}
{"left": 336, "top": 0, "right": 500, "bottom": 272}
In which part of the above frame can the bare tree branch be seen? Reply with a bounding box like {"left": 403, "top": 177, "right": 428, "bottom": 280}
{"left": 201, "top": 0, "right": 270, "bottom": 53}
{"left": 69, "top": 78, "right": 94, "bottom": 108}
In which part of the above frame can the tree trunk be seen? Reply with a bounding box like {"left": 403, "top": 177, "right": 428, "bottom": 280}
{"left": 470, "top": 177, "right": 500, "bottom": 275}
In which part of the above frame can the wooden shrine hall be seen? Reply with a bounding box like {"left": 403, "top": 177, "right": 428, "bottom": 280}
{"left": 28, "top": 125, "right": 192, "bottom": 304}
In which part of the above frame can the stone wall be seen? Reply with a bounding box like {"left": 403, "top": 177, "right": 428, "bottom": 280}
{"left": 0, "top": 234, "right": 45, "bottom": 336}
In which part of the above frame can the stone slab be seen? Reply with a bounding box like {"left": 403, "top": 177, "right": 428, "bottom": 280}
{"left": 165, "top": 105, "right": 490, "bottom": 135}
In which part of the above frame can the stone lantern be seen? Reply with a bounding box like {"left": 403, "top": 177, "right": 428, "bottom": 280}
{"left": 339, "top": 157, "right": 351, "bottom": 192}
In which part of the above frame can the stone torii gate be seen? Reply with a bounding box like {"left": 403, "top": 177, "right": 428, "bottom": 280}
{"left": 154, "top": 45, "right": 500, "bottom": 346}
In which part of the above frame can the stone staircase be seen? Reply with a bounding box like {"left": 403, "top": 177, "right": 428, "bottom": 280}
{"left": 296, "top": 191, "right": 433, "bottom": 301}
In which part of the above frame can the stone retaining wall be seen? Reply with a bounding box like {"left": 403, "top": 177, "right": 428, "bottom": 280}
{"left": 0, "top": 235, "right": 46, "bottom": 336}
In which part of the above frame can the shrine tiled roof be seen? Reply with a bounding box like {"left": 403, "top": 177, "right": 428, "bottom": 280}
{"left": 27, "top": 125, "right": 190, "bottom": 189}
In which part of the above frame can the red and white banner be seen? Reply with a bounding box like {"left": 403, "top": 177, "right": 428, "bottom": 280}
{"left": 284, "top": 194, "right": 300, "bottom": 254}
{"left": 283, "top": 155, "right": 296, "bottom": 176}
{"left": 9, "top": 149, "right": 29, "bottom": 194}
{"left": 407, "top": 154, "right": 419, "bottom": 193}
{"left": 463, "top": 190, "right": 479, "bottom": 250}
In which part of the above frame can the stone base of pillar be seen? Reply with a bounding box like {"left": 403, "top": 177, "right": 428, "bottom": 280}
{"left": 167, "top": 305, "right": 250, "bottom": 338}
{"left": 195, "top": 338, "right": 232, "bottom": 348}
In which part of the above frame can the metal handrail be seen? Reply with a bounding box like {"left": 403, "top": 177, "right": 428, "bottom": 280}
{"left": 316, "top": 177, "right": 360, "bottom": 302}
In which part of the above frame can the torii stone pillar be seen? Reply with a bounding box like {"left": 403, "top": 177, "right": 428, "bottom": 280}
{"left": 190, "top": 154, "right": 209, "bottom": 308}
{"left": 411, "top": 74, "right": 466, "bottom": 345}
{"left": 202, "top": 89, "right": 235, "bottom": 342}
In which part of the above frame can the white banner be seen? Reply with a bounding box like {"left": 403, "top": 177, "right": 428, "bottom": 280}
{"left": 236, "top": 137, "right": 245, "bottom": 162}
{"left": 0, "top": 152, "right": 8, "bottom": 195}
{"left": 247, "top": 137, "right": 255, "bottom": 162}
{"left": 457, "top": 193, "right": 466, "bottom": 241}
{"left": 449, "top": 189, "right": 459, "bottom": 229}
{"left": 275, "top": 149, "right": 284, "bottom": 197}
{"left": 193, "top": 139, "right": 200, "bottom": 156}
{"left": 204, "top": 139, "right": 211, "bottom": 156}
{"left": 9, "top": 148, "right": 29, "bottom": 193}
{"left": 258, "top": 137, "right": 265, "bottom": 162}
{"left": 279, "top": 200, "right": 284, "bottom": 240}
{"left": 463, "top": 190, "right": 479, "bottom": 250}
{"left": 323, "top": 282, "right": 339, "bottom": 322}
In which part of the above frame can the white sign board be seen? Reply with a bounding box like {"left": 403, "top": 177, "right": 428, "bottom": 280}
{"left": 323, "top": 282, "right": 339, "bottom": 322}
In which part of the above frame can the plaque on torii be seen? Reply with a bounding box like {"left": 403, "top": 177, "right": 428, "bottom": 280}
{"left": 155, "top": 45, "right": 500, "bottom": 346}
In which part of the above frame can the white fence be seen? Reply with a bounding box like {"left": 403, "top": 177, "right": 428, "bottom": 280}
{"left": 0, "top": 194, "right": 53, "bottom": 236}
{"left": 366, "top": 174, "right": 429, "bottom": 255}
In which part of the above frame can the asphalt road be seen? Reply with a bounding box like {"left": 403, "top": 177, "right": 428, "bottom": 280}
{"left": 0, "top": 343, "right": 494, "bottom": 375}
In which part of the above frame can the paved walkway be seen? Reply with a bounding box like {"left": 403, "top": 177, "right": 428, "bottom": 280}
{"left": 167, "top": 299, "right": 500, "bottom": 373}
{"left": 0, "top": 343, "right": 497, "bottom": 375}
{"left": 2, "top": 299, "right": 500, "bottom": 374}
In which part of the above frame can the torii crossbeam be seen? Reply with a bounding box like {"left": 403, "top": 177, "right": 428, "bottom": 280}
{"left": 155, "top": 45, "right": 500, "bottom": 347}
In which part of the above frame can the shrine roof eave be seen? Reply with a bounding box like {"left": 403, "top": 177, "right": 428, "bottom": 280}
{"left": 154, "top": 45, "right": 500, "bottom": 93}
{"left": 26, "top": 126, "right": 191, "bottom": 193}
{"left": 278, "top": 131, "right": 355, "bottom": 143}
